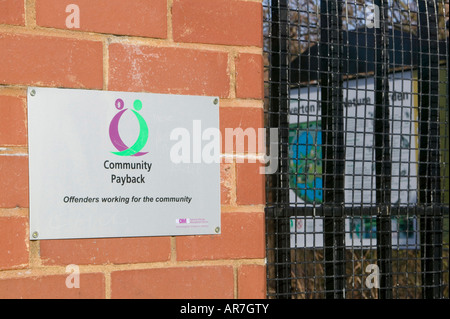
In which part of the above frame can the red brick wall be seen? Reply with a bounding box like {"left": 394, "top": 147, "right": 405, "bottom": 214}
{"left": 0, "top": 0, "right": 265, "bottom": 298}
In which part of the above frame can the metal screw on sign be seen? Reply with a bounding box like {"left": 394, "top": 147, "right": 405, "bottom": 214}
{"left": 30, "top": 89, "right": 36, "bottom": 97}
{"left": 32, "top": 231, "right": 39, "bottom": 239}
{"left": 215, "top": 227, "right": 220, "bottom": 233}
{"left": 213, "top": 98, "right": 219, "bottom": 105}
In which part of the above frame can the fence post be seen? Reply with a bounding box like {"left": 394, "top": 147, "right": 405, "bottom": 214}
{"left": 268, "top": 0, "right": 291, "bottom": 298}
{"left": 373, "top": 0, "right": 393, "bottom": 299}
{"left": 320, "top": 0, "right": 346, "bottom": 299}
{"left": 418, "top": 0, "right": 443, "bottom": 299}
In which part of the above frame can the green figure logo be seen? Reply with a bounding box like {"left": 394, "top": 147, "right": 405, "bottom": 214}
{"left": 109, "top": 98, "right": 148, "bottom": 157}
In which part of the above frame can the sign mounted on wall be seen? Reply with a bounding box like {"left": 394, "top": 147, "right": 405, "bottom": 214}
{"left": 27, "top": 87, "right": 220, "bottom": 240}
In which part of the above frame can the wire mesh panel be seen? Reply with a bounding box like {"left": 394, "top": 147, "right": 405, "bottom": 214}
{"left": 264, "top": 0, "right": 449, "bottom": 299}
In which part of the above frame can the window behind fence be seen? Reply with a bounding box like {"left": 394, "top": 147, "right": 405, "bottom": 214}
{"left": 264, "top": 0, "right": 449, "bottom": 299}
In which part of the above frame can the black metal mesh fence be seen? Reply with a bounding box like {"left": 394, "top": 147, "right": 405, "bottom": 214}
{"left": 264, "top": 0, "right": 449, "bottom": 299}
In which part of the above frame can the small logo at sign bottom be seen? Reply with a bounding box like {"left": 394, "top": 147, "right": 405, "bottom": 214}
{"left": 176, "top": 218, "right": 191, "bottom": 224}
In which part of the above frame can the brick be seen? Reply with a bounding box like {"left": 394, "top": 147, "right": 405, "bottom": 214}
{"left": 220, "top": 107, "right": 263, "bottom": 154}
{"left": 176, "top": 212, "right": 264, "bottom": 261}
{"left": 36, "top": 0, "right": 167, "bottom": 38}
{"left": 0, "top": 95, "right": 27, "bottom": 146}
{"left": 220, "top": 161, "right": 233, "bottom": 205}
{"left": 0, "top": 216, "right": 28, "bottom": 270}
{"left": 0, "top": 273, "right": 105, "bottom": 298}
{"left": 172, "top": 0, "right": 262, "bottom": 47}
{"left": 0, "top": 0, "right": 25, "bottom": 26}
{"left": 236, "top": 162, "right": 264, "bottom": 205}
{"left": 235, "top": 53, "right": 264, "bottom": 99}
{"left": 238, "top": 264, "right": 266, "bottom": 299}
{"left": 108, "top": 44, "right": 229, "bottom": 97}
{"left": 40, "top": 237, "right": 171, "bottom": 265}
{"left": 111, "top": 266, "right": 234, "bottom": 299}
{"left": 0, "top": 156, "right": 29, "bottom": 208}
{"left": 0, "top": 33, "right": 103, "bottom": 89}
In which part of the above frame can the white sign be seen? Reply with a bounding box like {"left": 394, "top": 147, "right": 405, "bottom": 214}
{"left": 28, "top": 87, "right": 220, "bottom": 240}
{"left": 290, "top": 216, "right": 419, "bottom": 249}
{"left": 288, "top": 71, "right": 420, "bottom": 249}
{"left": 288, "top": 71, "right": 418, "bottom": 206}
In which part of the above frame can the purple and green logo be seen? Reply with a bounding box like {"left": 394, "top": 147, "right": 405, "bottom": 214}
{"left": 109, "top": 98, "right": 148, "bottom": 157}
